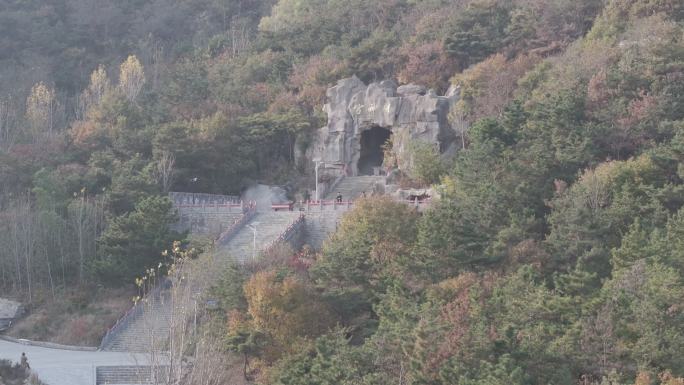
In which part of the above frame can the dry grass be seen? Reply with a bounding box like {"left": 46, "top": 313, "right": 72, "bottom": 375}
{"left": 7, "top": 286, "right": 133, "bottom": 347}
{"left": 0, "top": 359, "right": 46, "bottom": 385}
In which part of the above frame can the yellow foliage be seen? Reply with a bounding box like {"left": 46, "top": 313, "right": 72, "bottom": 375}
{"left": 428, "top": 272, "right": 479, "bottom": 303}
{"left": 69, "top": 120, "right": 98, "bottom": 146}
{"left": 79, "top": 65, "right": 110, "bottom": 118}
{"left": 450, "top": 53, "right": 540, "bottom": 122}
{"left": 635, "top": 371, "right": 652, "bottom": 385}
{"left": 660, "top": 371, "right": 684, "bottom": 385}
{"left": 575, "top": 155, "right": 658, "bottom": 210}
{"left": 119, "top": 55, "right": 145, "bottom": 102}
{"left": 580, "top": 155, "right": 656, "bottom": 185}
{"left": 243, "top": 270, "right": 333, "bottom": 346}
{"left": 26, "top": 81, "right": 56, "bottom": 136}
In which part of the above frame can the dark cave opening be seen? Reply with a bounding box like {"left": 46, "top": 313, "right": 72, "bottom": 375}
{"left": 358, "top": 126, "right": 391, "bottom": 175}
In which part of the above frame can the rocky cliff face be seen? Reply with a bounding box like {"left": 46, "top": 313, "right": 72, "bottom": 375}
{"left": 310, "top": 76, "right": 458, "bottom": 176}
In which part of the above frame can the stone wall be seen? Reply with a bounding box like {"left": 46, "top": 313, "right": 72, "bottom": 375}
{"left": 169, "top": 192, "right": 243, "bottom": 235}
{"left": 310, "top": 76, "right": 459, "bottom": 176}
{"left": 171, "top": 205, "right": 245, "bottom": 236}
{"left": 168, "top": 192, "right": 239, "bottom": 206}
{"left": 303, "top": 211, "right": 342, "bottom": 250}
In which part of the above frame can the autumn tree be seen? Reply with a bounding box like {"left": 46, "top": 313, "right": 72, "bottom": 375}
{"left": 243, "top": 270, "right": 333, "bottom": 349}
{"left": 78, "top": 65, "right": 111, "bottom": 119}
{"left": 119, "top": 55, "right": 145, "bottom": 102}
{"left": 25, "top": 82, "right": 57, "bottom": 140}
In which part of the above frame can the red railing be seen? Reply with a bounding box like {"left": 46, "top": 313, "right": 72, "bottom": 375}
{"left": 292, "top": 197, "right": 432, "bottom": 211}
{"left": 100, "top": 201, "right": 257, "bottom": 350}
{"left": 99, "top": 277, "right": 170, "bottom": 350}
{"left": 262, "top": 214, "right": 306, "bottom": 255}
{"left": 216, "top": 201, "right": 257, "bottom": 245}
{"left": 176, "top": 202, "right": 245, "bottom": 208}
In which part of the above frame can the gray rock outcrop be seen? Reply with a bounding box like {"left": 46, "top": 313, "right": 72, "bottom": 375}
{"left": 310, "top": 76, "right": 458, "bottom": 176}
{"left": 0, "top": 298, "right": 23, "bottom": 331}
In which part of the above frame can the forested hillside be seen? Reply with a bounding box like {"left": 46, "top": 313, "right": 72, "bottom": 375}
{"left": 1, "top": 0, "right": 684, "bottom": 383}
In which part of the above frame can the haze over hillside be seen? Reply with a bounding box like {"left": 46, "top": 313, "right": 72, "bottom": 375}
{"left": 1, "top": 0, "right": 684, "bottom": 384}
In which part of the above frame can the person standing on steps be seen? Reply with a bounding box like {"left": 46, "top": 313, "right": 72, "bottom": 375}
{"left": 336, "top": 192, "right": 343, "bottom": 203}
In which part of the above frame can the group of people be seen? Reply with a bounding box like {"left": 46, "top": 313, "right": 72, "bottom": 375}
{"left": 335, "top": 191, "right": 368, "bottom": 203}
{"left": 302, "top": 191, "right": 368, "bottom": 203}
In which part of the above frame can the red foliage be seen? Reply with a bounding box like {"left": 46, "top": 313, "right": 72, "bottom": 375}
{"left": 397, "top": 41, "right": 459, "bottom": 93}
{"left": 287, "top": 245, "right": 316, "bottom": 274}
{"left": 9, "top": 140, "right": 63, "bottom": 165}
{"left": 67, "top": 316, "right": 91, "bottom": 342}
{"left": 288, "top": 55, "right": 343, "bottom": 112}
{"left": 587, "top": 69, "right": 611, "bottom": 109}
{"left": 618, "top": 90, "right": 658, "bottom": 129}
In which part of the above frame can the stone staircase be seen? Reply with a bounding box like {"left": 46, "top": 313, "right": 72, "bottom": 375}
{"left": 216, "top": 211, "right": 303, "bottom": 264}
{"left": 304, "top": 212, "right": 342, "bottom": 249}
{"left": 325, "top": 176, "right": 385, "bottom": 201}
{"left": 100, "top": 291, "right": 172, "bottom": 353}
{"left": 100, "top": 211, "right": 303, "bottom": 353}
{"left": 96, "top": 365, "right": 169, "bottom": 385}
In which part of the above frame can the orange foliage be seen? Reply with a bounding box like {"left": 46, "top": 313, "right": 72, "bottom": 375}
{"left": 243, "top": 270, "right": 333, "bottom": 346}
{"left": 452, "top": 53, "right": 541, "bottom": 122}
{"left": 70, "top": 120, "right": 98, "bottom": 147}
{"left": 288, "top": 55, "right": 343, "bottom": 112}
{"left": 635, "top": 372, "right": 652, "bottom": 385}
{"left": 397, "top": 41, "right": 459, "bottom": 93}
{"left": 618, "top": 90, "right": 658, "bottom": 129}
{"left": 660, "top": 371, "right": 684, "bottom": 385}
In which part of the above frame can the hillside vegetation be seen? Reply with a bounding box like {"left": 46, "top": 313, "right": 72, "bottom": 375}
{"left": 0, "top": 0, "right": 683, "bottom": 383}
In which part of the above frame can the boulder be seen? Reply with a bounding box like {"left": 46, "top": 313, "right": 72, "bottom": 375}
{"left": 0, "top": 298, "right": 23, "bottom": 331}
{"left": 396, "top": 83, "right": 427, "bottom": 96}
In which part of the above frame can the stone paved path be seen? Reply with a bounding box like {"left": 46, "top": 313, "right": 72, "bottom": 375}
{"left": 0, "top": 339, "right": 150, "bottom": 385}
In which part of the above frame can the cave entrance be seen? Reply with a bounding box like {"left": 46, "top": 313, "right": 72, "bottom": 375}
{"left": 358, "top": 126, "right": 391, "bottom": 175}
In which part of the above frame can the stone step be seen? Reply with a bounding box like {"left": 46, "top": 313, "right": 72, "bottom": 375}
{"left": 102, "top": 211, "right": 304, "bottom": 352}
{"left": 326, "top": 176, "right": 385, "bottom": 200}
{"left": 96, "top": 365, "right": 169, "bottom": 385}
{"left": 303, "top": 211, "right": 344, "bottom": 249}
{"left": 100, "top": 293, "right": 174, "bottom": 352}
{"left": 217, "top": 211, "right": 302, "bottom": 263}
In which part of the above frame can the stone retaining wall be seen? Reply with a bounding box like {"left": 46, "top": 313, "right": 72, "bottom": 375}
{"left": 0, "top": 335, "right": 97, "bottom": 352}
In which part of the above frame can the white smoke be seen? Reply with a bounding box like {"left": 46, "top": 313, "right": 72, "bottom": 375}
{"left": 241, "top": 184, "right": 289, "bottom": 211}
